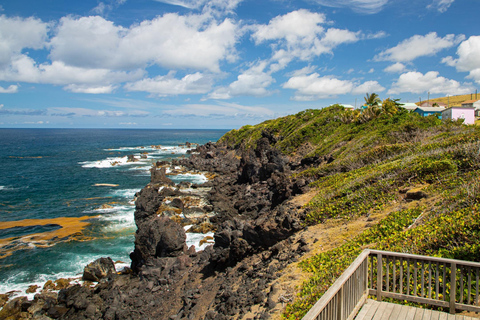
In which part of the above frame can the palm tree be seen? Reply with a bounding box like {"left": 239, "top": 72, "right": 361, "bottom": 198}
{"left": 382, "top": 98, "right": 399, "bottom": 115}
{"left": 364, "top": 93, "right": 381, "bottom": 107}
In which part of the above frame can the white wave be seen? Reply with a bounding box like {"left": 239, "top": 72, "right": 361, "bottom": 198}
{"left": 109, "top": 188, "right": 139, "bottom": 200}
{"left": 0, "top": 270, "right": 82, "bottom": 301}
{"left": 186, "top": 231, "right": 215, "bottom": 251}
{"left": 0, "top": 186, "right": 4, "bottom": 191}
{"left": 80, "top": 156, "right": 132, "bottom": 168}
{"left": 171, "top": 173, "right": 208, "bottom": 184}
{"left": 184, "top": 225, "right": 214, "bottom": 252}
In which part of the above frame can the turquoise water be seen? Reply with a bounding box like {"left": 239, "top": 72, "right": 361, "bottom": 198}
{"left": 0, "top": 129, "right": 227, "bottom": 297}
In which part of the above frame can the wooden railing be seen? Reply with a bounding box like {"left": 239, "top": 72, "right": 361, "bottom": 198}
{"left": 302, "top": 249, "right": 480, "bottom": 320}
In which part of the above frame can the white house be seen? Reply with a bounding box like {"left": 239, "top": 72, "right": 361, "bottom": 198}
{"left": 461, "top": 100, "right": 480, "bottom": 116}
{"left": 399, "top": 103, "right": 419, "bottom": 111}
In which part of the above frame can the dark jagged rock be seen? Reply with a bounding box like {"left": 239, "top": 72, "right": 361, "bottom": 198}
{"left": 131, "top": 215, "right": 187, "bottom": 271}
{"left": 150, "top": 166, "right": 175, "bottom": 186}
{"left": 7, "top": 134, "right": 317, "bottom": 320}
{"left": 83, "top": 257, "right": 116, "bottom": 282}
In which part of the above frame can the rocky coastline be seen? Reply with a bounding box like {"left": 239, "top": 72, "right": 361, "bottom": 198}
{"left": 1, "top": 132, "right": 320, "bottom": 320}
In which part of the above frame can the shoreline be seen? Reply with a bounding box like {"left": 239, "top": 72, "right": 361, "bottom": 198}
{"left": 0, "top": 135, "right": 313, "bottom": 319}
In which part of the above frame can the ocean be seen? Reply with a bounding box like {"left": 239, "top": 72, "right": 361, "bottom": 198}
{"left": 0, "top": 128, "right": 227, "bottom": 298}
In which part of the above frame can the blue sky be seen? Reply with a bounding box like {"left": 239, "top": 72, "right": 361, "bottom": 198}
{"left": 0, "top": 0, "right": 479, "bottom": 129}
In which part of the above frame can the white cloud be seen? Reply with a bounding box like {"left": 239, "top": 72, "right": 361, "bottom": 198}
{"left": 0, "top": 55, "right": 143, "bottom": 90}
{"left": 388, "top": 71, "right": 474, "bottom": 95}
{"left": 351, "top": 81, "right": 385, "bottom": 94}
{"left": 0, "top": 15, "right": 48, "bottom": 67}
{"left": 64, "top": 84, "right": 117, "bottom": 94}
{"left": 49, "top": 107, "right": 149, "bottom": 117}
{"left": 162, "top": 101, "right": 274, "bottom": 118}
{"left": 0, "top": 84, "right": 18, "bottom": 93}
{"left": 124, "top": 71, "right": 214, "bottom": 96}
{"left": 383, "top": 62, "right": 406, "bottom": 73}
{"left": 49, "top": 14, "right": 238, "bottom": 72}
{"left": 310, "top": 0, "right": 389, "bottom": 14}
{"left": 208, "top": 61, "right": 275, "bottom": 99}
{"left": 442, "top": 36, "right": 480, "bottom": 84}
{"left": 427, "top": 0, "right": 455, "bottom": 13}
{"left": 283, "top": 73, "right": 354, "bottom": 100}
{"left": 153, "top": 0, "right": 242, "bottom": 15}
{"left": 368, "top": 68, "right": 375, "bottom": 73}
{"left": 374, "top": 32, "right": 465, "bottom": 62}
{"left": 252, "top": 10, "right": 360, "bottom": 67}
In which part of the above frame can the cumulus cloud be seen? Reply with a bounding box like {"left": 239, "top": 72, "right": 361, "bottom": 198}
{"left": 283, "top": 70, "right": 385, "bottom": 100}
{"left": 427, "top": 0, "right": 455, "bottom": 13}
{"left": 0, "top": 15, "right": 48, "bottom": 67}
{"left": 310, "top": 0, "right": 389, "bottom": 14}
{"left": 208, "top": 61, "right": 275, "bottom": 99}
{"left": 283, "top": 73, "right": 353, "bottom": 100}
{"left": 384, "top": 62, "right": 406, "bottom": 73}
{"left": 0, "top": 84, "right": 18, "bottom": 93}
{"left": 388, "top": 71, "right": 473, "bottom": 95}
{"left": 124, "top": 71, "right": 215, "bottom": 96}
{"left": 0, "top": 56, "right": 143, "bottom": 91}
{"left": 351, "top": 80, "right": 385, "bottom": 94}
{"left": 252, "top": 10, "right": 359, "bottom": 66}
{"left": 49, "top": 14, "right": 238, "bottom": 72}
{"left": 442, "top": 36, "right": 480, "bottom": 84}
{"left": 374, "top": 32, "right": 465, "bottom": 62}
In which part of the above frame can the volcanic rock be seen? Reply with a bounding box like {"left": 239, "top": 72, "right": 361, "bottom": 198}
{"left": 83, "top": 257, "right": 116, "bottom": 282}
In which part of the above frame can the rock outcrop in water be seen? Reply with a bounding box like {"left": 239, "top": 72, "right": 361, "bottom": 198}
{"left": 3, "top": 133, "right": 314, "bottom": 320}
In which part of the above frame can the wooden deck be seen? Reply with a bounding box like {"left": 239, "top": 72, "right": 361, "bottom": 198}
{"left": 355, "top": 299, "right": 479, "bottom": 320}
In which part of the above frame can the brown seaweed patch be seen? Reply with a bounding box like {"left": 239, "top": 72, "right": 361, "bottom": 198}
{"left": 0, "top": 216, "right": 97, "bottom": 259}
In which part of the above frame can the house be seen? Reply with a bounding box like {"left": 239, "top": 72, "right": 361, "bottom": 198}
{"left": 340, "top": 104, "right": 355, "bottom": 110}
{"left": 461, "top": 100, "right": 480, "bottom": 116}
{"left": 414, "top": 106, "right": 445, "bottom": 119}
{"left": 442, "top": 106, "right": 476, "bottom": 125}
{"left": 419, "top": 101, "right": 447, "bottom": 108}
{"left": 399, "top": 103, "right": 418, "bottom": 111}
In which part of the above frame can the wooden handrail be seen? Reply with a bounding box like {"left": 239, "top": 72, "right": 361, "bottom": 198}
{"left": 302, "top": 250, "right": 480, "bottom": 320}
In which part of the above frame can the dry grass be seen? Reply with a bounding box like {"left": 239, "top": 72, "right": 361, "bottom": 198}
{"left": 417, "top": 93, "right": 479, "bottom": 107}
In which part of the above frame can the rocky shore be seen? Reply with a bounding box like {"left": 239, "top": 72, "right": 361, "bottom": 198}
{"left": 1, "top": 132, "right": 320, "bottom": 320}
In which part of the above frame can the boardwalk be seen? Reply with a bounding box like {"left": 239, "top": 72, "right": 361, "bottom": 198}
{"left": 355, "top": 299, "right": 479, "bottom": 320}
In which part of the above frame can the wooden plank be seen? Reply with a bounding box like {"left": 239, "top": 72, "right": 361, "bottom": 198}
{"left": 423, "top": 309, "right": 433, "bottom": 320}
{"left": 363, "top": 300, "right": 381, "bottom": 320}
{"left": 413, "top": 308, "right": 425, "bottom": 320}
{"left": 372, "top": 302, "right": 389, "bottom": 320}
{"left": 405, "top": 306, "right": 418, "bottom": 320}
{"left": 437, "top": 311, "right": 448, "bottom": 320}
{"left": 379, "top": 302, "right": 395, "bottom": 319}
{"left": 446, "top": 314, "right": 456, "bottom": 320}
{"left": 377, "top": 254, "right": 383, "bottom": 302}
{"left": 430, "top": 310, "right": 442, "bottom": 320}
{"left": 387, "top": 304, "right": 403, "bottom": 320}
{"left": 369, "top": 251, "right": 480, "bottom": 269}
{"left": 353, "top": 297, "right": 372, "bottom": 320}
{"left": 451, "top": 263, "right": 457, "bottom": 314}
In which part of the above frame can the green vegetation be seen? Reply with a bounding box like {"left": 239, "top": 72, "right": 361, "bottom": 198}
{"left": 220, "top": 103, "right": 480, "bottom": 319}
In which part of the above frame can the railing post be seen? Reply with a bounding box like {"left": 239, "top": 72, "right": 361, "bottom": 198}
{"left": 377, "top": 253, "right": 383, "bottom": 302}
{"left": 338, "top": 286, "right": 344, "bottom": 320}
{"left": 450, "top": 262, "right": 457, "bottom": 314}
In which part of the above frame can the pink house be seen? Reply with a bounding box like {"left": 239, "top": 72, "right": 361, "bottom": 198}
{"left": 441, "top": 106, "right": 476, "bottom": 125}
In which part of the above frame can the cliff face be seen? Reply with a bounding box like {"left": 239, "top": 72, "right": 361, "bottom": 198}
{"left": 11, "top": 129, "right": 313, "bottom": 320}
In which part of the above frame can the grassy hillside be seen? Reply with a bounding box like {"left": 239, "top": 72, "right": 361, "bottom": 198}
{"left": 221, "top": 105, "right": 480, "bottom": 319}
{"left": 417, "top": 93, "right": 479, "bottom": 106}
